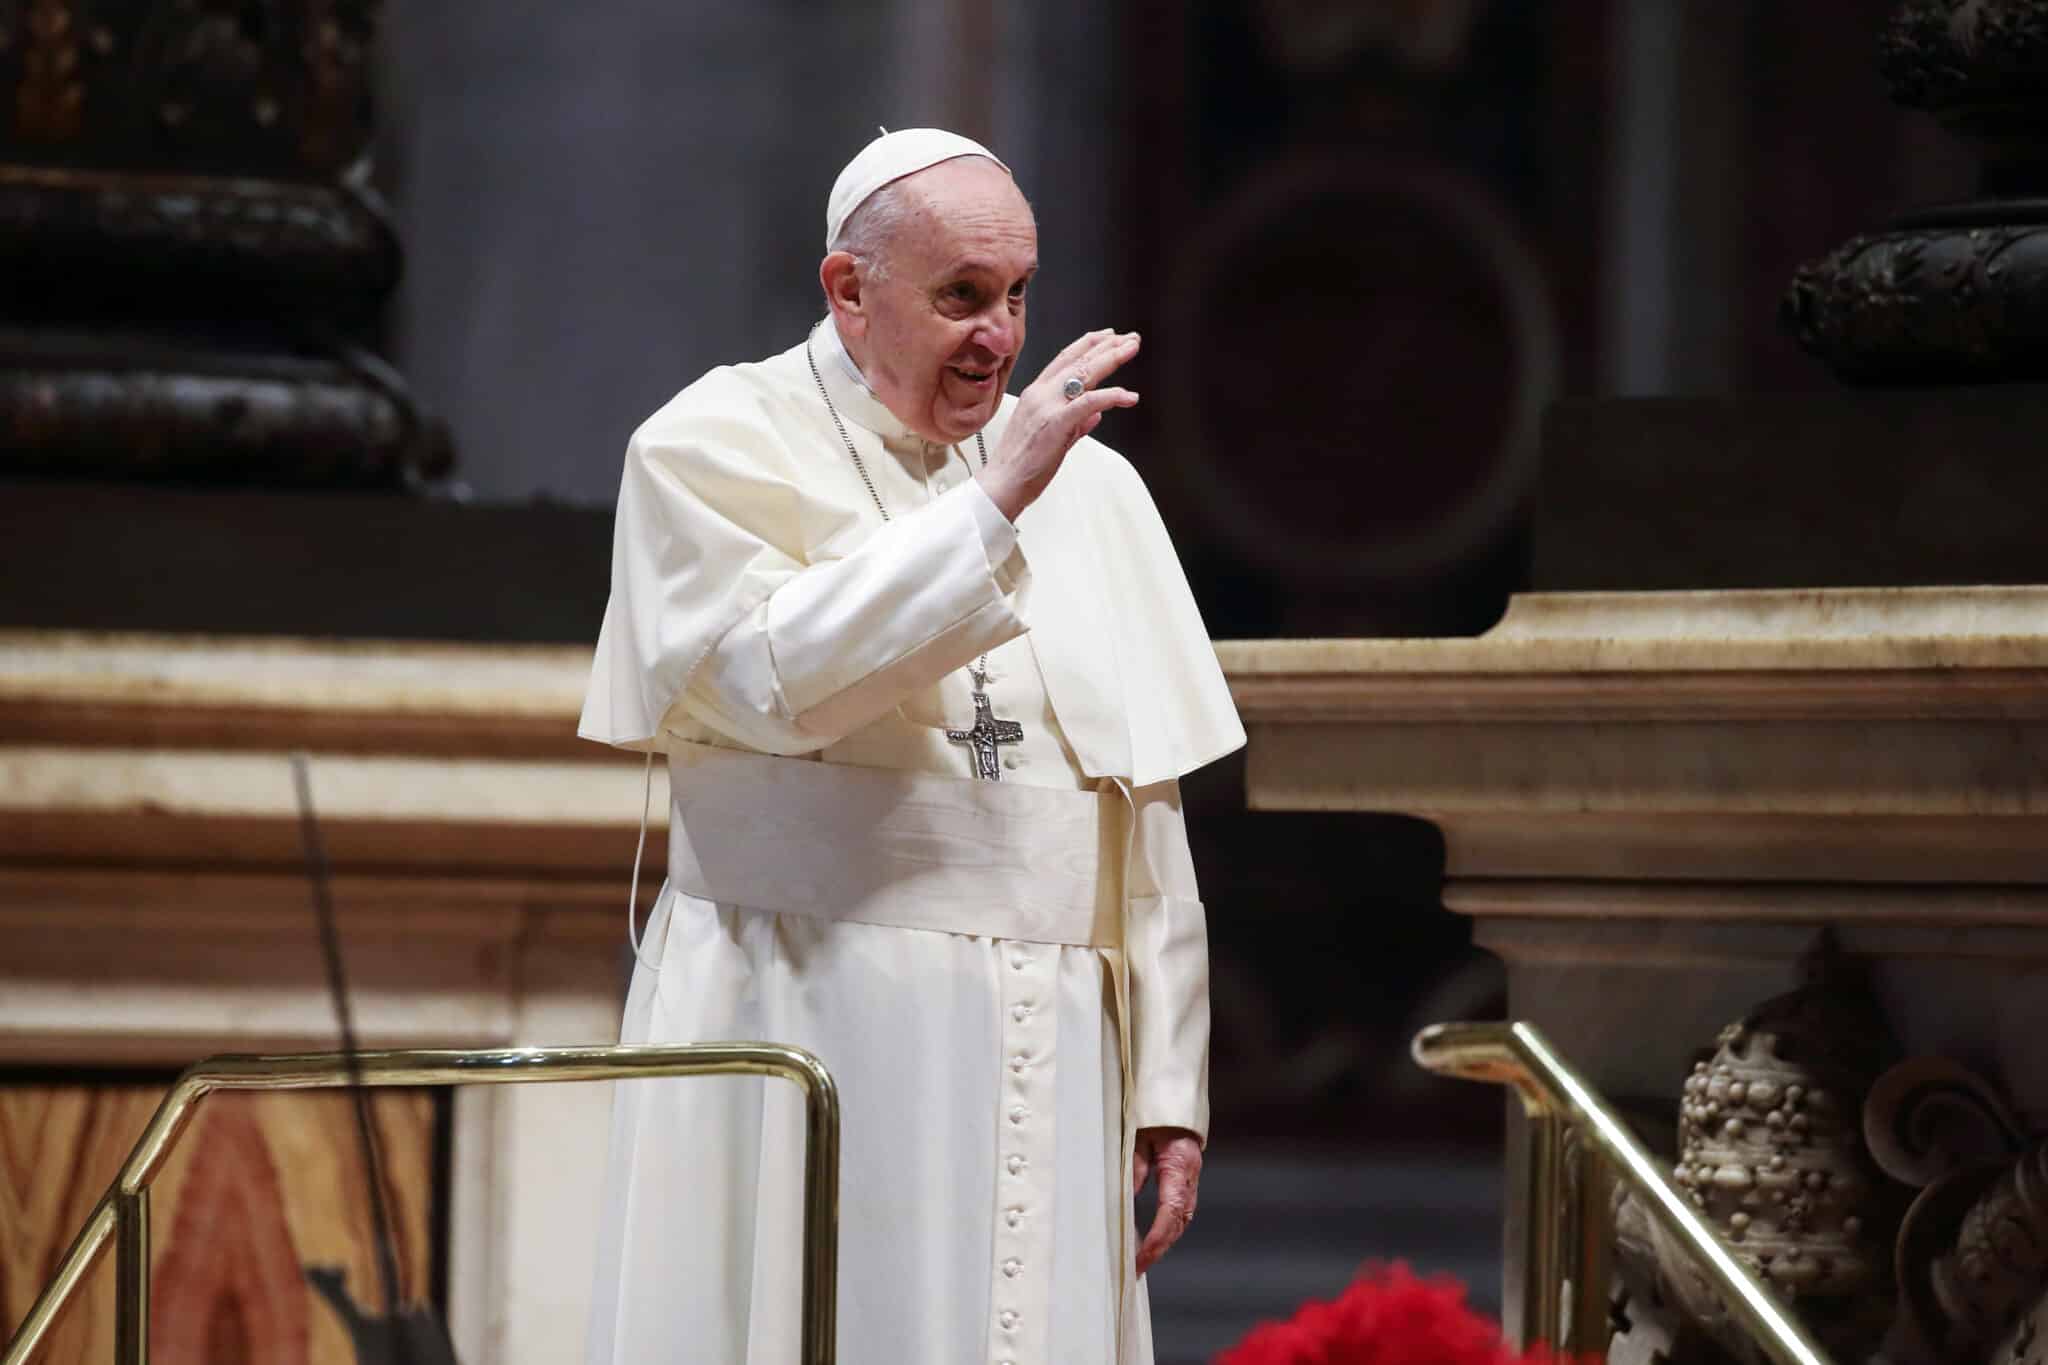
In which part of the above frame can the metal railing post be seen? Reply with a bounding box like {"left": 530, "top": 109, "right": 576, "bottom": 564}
{"left": 1, "top": 1044, "right": 840, "bottom": 1365}
{"left": 1414, "top": 1020, "right": 1837, "bottom": 1365}
{"left": 112, "top": 1191, "right": 149, "bottom": 1365}
{"left": 1517, "top": 1111, "right": 1565, "bottom": 1351}
{"left": 1561, "top": 1130, "right": 1613, "bottom": 1358}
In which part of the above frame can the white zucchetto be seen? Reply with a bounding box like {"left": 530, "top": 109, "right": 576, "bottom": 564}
{"left": 825, "top": 128, "right": 1010, "bottom": 249}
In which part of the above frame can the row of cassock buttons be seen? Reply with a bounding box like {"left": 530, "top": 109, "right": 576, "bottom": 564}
{"left": 995, "top": 943, "right": 1037, "bottom": 1363}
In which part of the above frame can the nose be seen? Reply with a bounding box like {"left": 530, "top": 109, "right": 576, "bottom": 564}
{"left": 974, "top": 307, "right": 1019, "bottom": 360}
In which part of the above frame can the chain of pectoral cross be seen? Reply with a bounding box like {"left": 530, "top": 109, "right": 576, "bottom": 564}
{"left": 807, "top": 338, "right": 1027, "bottom": 781}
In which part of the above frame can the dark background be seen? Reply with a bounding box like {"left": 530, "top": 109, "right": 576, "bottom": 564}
{"left": 0, "top": 1, "right": 1998, "bottom": 1357}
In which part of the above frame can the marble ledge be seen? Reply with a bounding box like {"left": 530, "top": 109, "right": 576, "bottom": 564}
{"left": 0, "top": 630, "right": 666, "bottom": 872}
{"left": 1219, "top": 586, "right": 2048, "bottom": 675}
{"left": 0, "top": 628, "right": 605, "bottom": 757}
{"left": 1218, "top": 587, "right": 2048, "bottom": 722}
{"left": 0, "top": 628, "right": 594, "bottom": 713}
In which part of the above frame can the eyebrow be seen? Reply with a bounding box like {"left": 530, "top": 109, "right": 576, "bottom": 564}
{"left": 938, "top": 257, "right": 1039, "bottom": 280}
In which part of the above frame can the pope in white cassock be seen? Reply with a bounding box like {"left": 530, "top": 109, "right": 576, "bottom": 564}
{"left": 577, "top": 129, "right": 1245, "bottom": 1365}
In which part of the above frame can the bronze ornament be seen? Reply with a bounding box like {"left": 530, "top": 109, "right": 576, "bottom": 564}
{"left": 1786, "top": 0, "right": 2048, "bottom": 384}
{"left": 0, "top": 0, "right": 445, "bottom": 486}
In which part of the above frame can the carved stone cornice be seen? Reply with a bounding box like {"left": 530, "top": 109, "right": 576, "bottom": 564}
{"left": 1221, "top": 587, "right": 2048, "bottom": 884}
{"left": 0, "top": 630, "right": 598, "bottom": 757}
{"left": 1447, "top": 883, "right": 2048, "bottom": 935}
{"left": 0, "top": 630, "right": 653, "bottom": 875}
{"left": 1228, "top": 667, "right": 2048, "bottom": 724}
{"left": 1224, "top": 587, "right": 2048, "bottom": 688}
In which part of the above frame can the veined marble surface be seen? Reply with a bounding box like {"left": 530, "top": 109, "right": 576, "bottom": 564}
{"left": 1219, "top": 586, "right": 2048, "bottom": 678}
{"left": 0, "top": 630, "right": 660, "bottom": 852}
{"left": 1218, "top": 585, "right": 2048, "bottom": 882}
{"left": 0, "top": 629, "right": 593, "bottom": 715}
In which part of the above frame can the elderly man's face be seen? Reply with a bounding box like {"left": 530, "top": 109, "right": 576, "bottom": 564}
{"left": 847, "top": 159, "right": 1037, "bottom": 444}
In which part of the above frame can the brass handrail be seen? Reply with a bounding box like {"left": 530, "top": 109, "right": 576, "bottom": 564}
{"left": 1, "top": 1043, "right": 840, "bottom": 1365}
{"left": 1413, "top": 1021, "right": 1837, "bottom": 1365}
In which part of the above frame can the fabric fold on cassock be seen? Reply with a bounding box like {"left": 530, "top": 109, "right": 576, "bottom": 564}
{"left": 582, "top": 418, "right": 1031, "bottom": 757}
{"left": 1122, "top": 782, "right": 1212, "bottom": 1138}
{"left": 687, "top": 478, "right": 1030, "bottom": 753}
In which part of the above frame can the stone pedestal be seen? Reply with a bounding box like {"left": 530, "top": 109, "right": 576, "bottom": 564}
{"left": 1220, "top": 586, "right": 2048, "bottom": 1357}
{"left": 0, "top": 631, "right": 657, "bottom": 1363}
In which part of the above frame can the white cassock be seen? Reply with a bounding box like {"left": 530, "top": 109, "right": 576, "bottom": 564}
{"left": 578, "top": 317, "right": 1243, "bottom": 1365}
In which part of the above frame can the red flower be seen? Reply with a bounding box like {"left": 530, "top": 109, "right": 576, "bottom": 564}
{"left": 1214, "top": 1262, "right": 1598, "bottom": 1365}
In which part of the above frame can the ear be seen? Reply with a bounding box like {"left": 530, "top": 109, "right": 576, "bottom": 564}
{"left": 819, "top": 251, "right": 869, "bottom": 339}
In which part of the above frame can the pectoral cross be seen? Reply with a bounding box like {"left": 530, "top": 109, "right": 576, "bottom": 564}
{"left": 947, "top": 668, "right": 1024, "bottom": 781}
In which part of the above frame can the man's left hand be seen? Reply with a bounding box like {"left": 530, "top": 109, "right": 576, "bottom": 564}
{"left": 1132, "top": 1126, "right": 1202, "bottom": 1276}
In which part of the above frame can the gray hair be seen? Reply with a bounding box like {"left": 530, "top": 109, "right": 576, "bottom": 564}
{"left": 828, "top": 180, "right": 915, "bottom": 282}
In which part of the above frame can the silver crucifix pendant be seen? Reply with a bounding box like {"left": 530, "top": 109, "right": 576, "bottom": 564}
{"left": 946, "top": 670, "right": 1025, "bottom": 781}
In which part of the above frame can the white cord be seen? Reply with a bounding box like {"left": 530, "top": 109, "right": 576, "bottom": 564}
{"left": 626, "top": 748, "right": 664, "bottom": 971}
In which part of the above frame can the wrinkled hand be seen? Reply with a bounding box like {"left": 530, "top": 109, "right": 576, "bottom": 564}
{"left": 1133, "top": 1125, "right": 1201, "bottom": 1277}
{"left": 978, "top": 329, "right": 1140, "bottom": 522}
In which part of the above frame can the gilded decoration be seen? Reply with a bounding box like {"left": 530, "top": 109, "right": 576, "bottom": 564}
{"left": 297, "top": 0, "right": 369, "bottom": 172}
{"left": 4, "top": 0, "right": 377, "bottom": 174}
{"left": 15, "top": 0, "right": 83, "bottom": 142}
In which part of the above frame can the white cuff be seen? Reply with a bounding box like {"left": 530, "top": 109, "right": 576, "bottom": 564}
{"left": 966, "top": 476, "right": 1028, "bottom": 595}
{"left": 764, "top": 482, "right": 1028, "bottom": 739}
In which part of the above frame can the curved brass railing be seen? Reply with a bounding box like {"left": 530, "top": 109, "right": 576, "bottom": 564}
{"left": 1, "top": 1043, "right": 840, "bottom": 1365}
{"left": 1413, "top": 1021, "right": 1838, "bottom": 1365}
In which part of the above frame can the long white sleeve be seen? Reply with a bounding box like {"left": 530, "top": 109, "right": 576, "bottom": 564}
{"left": 1124, "top": 779, "right": 1212, "bottom": 1143}
{"left": 678, "top": 479, "right": 1029, "bottom": 754}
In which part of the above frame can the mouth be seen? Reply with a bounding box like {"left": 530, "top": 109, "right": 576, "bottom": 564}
{"left": 948, "top": 365, "right": 998, "bottom": 391}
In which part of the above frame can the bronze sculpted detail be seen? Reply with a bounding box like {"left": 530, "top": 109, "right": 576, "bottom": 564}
{"left": 1785, "top": 0, "right": 2048, "bottom": 384}
{"left": 1879, "top": 0, "right": 2048, "bottom": 142}
{"left": 3, "top": 0, "right": 378, "bottom": 176}
{"left": 0, "top": 0, "right": 444, "bottom": 485}
{"left": 0, "top": 164, "right": 398, "bottom": 314}
{"left": 1785, "top": 217, "right": 2048, "bottom": 386}
{"left": 13, "top": 0, "right": 84, "bottom": 143}
{"left": 0, "top": 328, "right": 427, "bottom": 483}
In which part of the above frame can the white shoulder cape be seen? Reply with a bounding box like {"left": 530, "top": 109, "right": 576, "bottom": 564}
{"left": 579, "top": 339, "right": 1244, "bottom": 788}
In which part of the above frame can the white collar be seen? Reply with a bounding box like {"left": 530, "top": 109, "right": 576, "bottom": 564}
{"left": 811, "top": 315, "right": 919, "bottom": 446}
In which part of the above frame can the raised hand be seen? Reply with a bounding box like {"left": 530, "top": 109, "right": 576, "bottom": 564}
{"left": 977, "top": 329, "right": 1140, "bottom": 521}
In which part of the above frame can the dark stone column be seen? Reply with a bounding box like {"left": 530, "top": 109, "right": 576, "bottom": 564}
{"left": 0, "top": 0, "right": 446, "bottom": 486}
